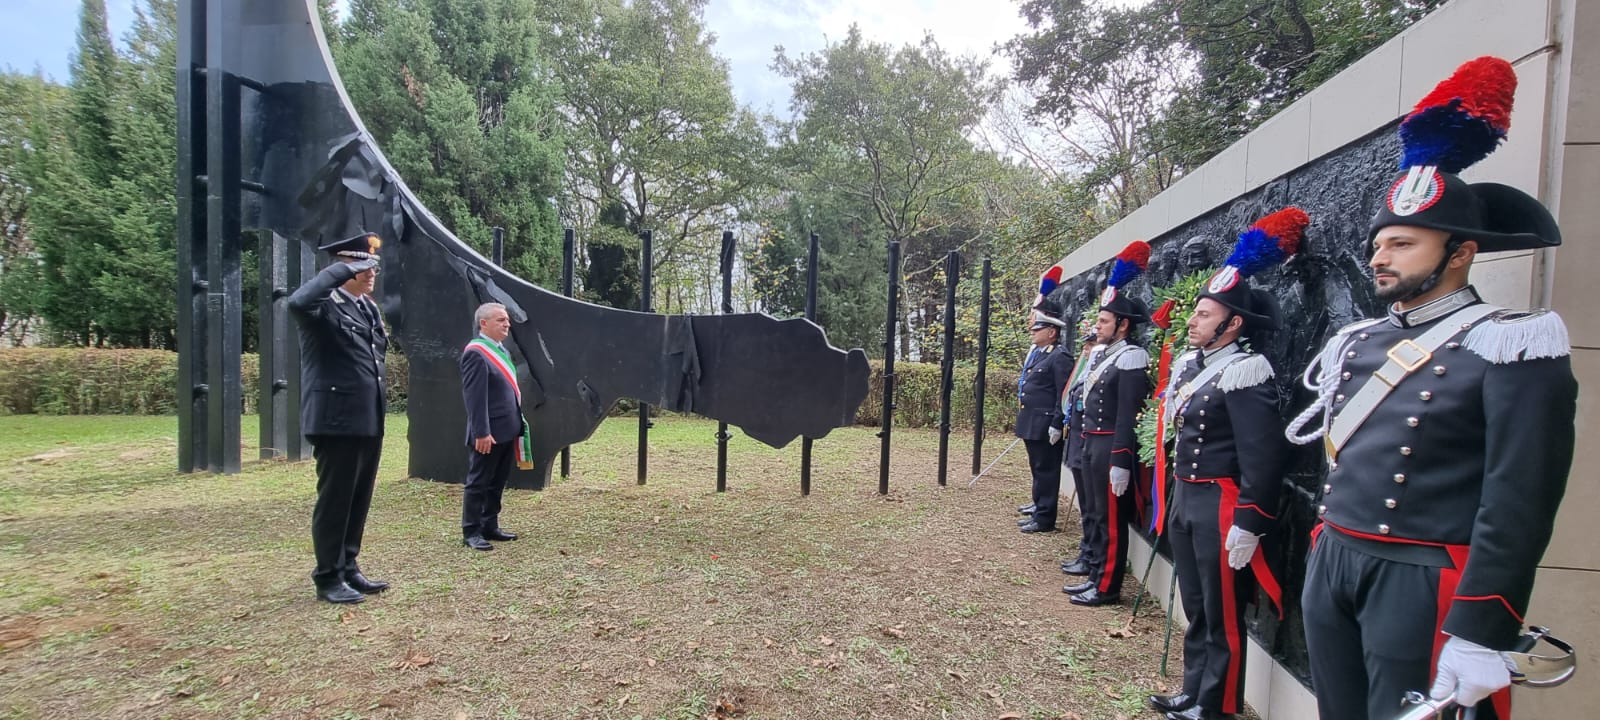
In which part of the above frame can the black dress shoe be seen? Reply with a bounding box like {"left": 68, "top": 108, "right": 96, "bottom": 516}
{"left": 1149, "top": 692, "right": 1196, "bottom": 713}
{"left": 1060, "top": 559, "right": 1090, "bottom": 576}
{"left": 1019, "top": 522, "right": 1057, "bottom": 534}
{"left": 484, "top": 528, "right": 518, "bottom": 541}
{"left": 463, "top": 535, "right": 494, "bottom": 551}
{"left": 345, "top": 571, "right": 389, "bottom": 594}
{"left": 1166, "top": 705, "right": 1233, "bottom": 720}
{"left": 315, "top": 581, "right": 366, "bottom": 604}
{"left": 1017, "top": 503, "right": 1036, "bottom": 514}
{"left": 1062, "top": 580, "right": 1095, "bottom": 595}
{"left": 1068, "top": 588, "right": 1121, "bottom": 606}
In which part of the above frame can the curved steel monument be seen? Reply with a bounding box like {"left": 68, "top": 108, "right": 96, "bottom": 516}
{"left": 174, "top": 0, "right": 869, "bottom": 488}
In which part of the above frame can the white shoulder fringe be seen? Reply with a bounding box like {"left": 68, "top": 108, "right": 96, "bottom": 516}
{"left": 1462, "top": 309, "right": 1571, "bottom": 364}
{"left": 1219, "top": 354, "right": 1275, "bottom": 392}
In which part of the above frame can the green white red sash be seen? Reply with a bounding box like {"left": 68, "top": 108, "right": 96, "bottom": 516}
{"left": 465, "top": 338, "right": 533, "bottom": 470}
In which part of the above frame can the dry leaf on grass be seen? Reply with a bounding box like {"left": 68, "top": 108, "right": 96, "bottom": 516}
{"left": 392, "top": 649, "right": 434, "bottom": 671}
{"left": 491, "top": 633, "right": 510, "bottom": 643}
{"left": 882, "top": 626, "right": 906, "bottom": 639}
{"left": 704, "top": 693, "right": 746, "bottom": 718}
{"left": 339, "top": 611, "right": 356, "bottom": 624}
{"left": 946, "top": 669, "right": 966, "bottom": 681}
{"left": 1107, "top": 623, "right": 1138, "bottom": 639}
{"left": 818, "top": 635, "right": 835, "bottom": 646}
{"left": 998, "top": 713, "right": 1023, "bottom": 720}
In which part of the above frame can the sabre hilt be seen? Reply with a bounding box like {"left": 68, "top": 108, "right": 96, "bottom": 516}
{"left": 1393, "top": 626, "right": 1576, "bottom": 720}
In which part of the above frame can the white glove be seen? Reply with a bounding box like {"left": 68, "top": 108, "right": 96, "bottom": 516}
{"left": 346, "top": 257, "right": 379, "bottom": 274}
{"left": 1429, "top": 635, "right": 1515, "bottom": 707}
{"left": 1109, "top": 466, "right": 1130, "bottom": 496}
{"left": 1224, "top": 526, "right": 1260, "bottom": 570}
{"left": 1048, "top": 427, "right": 1062, "bottom": 445}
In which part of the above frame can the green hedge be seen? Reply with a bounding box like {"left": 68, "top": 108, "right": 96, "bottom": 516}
{"left": 855, "top": 359, "right": 1021, "bottom": 432}
{"left": 0, "top": 348, "right": 410, "bottom": 416}
{"left": 0, "top": 349, "right": 1021, "bottom": 431}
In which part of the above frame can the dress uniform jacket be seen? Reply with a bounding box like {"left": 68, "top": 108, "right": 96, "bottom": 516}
{"left": 1014, "top": 343, "right": 1073, "bottom": 441}
{"left": 1169, "top": 345, "right": 1284, "bottom": 535}
{"left": 288, "top": 262, "right": 388, "bottom": 437}
{"left": 1310, "top": 286, "right": 1575, "bottom": 650}
{"left": 1082, "top": 340, "right": 1150, "bottom": 468}
{"left": 1297, "top": 286, "right": 1576, "bottom": 720}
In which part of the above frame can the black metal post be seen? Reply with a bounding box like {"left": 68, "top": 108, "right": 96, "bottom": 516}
{"left": 492, "top": 226, "right": 504, "bottom": 266}
{"left": 560, "top": 228, "right": 574, "bottom": 478}
{"left": 801, "top": 231, "right": 819, "bottom": 495}
{"left": 204, "top": 0, "right": 241, "bottom": 475}
{"left": 286, "top": 239, "right": 314, "bottom": 461}
{"left": 937, "top": 251, "right": 960, "bottom": 486}
{"left": 259, "top": 232, "right": 287, "bottom": 459}
{"left": 878, "top": 240, "right": 900, "bottom": 495}
{"left": 175, "top": 0, "right": 207, "bottom": 473}
{"left": 637, "top": 229, "right": 652, "bottom": 485}
{"left": 717, "top": 230, "right": 735, "bottom": 493}
{"left": 972, "top": 258, "right": 992, "bottom": 475}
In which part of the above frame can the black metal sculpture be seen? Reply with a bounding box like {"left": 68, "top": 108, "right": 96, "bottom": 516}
{"left": 177, "top": 0, "right": 869, "bottom": 488}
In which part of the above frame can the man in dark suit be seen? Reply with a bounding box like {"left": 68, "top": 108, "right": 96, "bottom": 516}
{"left": 1015, "top": 304, "right": 1073, "bottom": 534}
{"left": 287, "top": 232, "right": 390, "bottom": 604}
{"left": 459, "top": 302, "right": 526, "bottom": 551}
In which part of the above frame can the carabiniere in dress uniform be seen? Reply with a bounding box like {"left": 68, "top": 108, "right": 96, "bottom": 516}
{"left": 1285, "top": 55, "right": 1578, "bottom": 720}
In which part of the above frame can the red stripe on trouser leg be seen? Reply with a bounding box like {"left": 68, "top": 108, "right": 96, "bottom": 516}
{"left": 1217, "top": 478, "right": 1283, "bottom": 619}
{"left": 1431, "top": 545, "right": 1513, "bottom": 718}
{"left": 1216, "top": 485, "right": 1244, "bottom": 714}
{"left": 1100, "top": 480, "right": 1120, "bottom": 593}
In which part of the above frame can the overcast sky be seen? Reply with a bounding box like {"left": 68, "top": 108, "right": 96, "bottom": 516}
{"left": 0, "top": 0, "right": 1031, "bottom": 117}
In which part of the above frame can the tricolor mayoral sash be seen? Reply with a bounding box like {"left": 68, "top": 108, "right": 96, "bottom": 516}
{"left": 464, "top": 338, "right": 534, "bottom": 470}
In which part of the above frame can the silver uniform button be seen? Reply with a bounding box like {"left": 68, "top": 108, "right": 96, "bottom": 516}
{"left": 1336, "top": 394, "right": 1346, "bottom": 403}
{"left": 1446, "top": 342, "right": 1461, "bottom": 350}
{"left": 1394, "top": 473, "right": 1406, "bottom": 484}
{"left": 1318, "top": 505, "right": 1327, "bottom": 515}
{"left": 1346, "top": 351, "right": 1357, "bottom": 359}
{"left": 1199, "top": 410, "right": 1206, "bottom": 417}
{"left": 1400, "top": 446, "right": 1412, "bottom": 456}
{"left": 1191, "top": 463, "right": 1198, "bottom": 469}
{"left": 1197, "top": 437, "right": 1204, "bottom": 444}
{"left": 1198, "top": 424, "right": 1206, "bottom": 431}
{"left": 1323, "top": 483, "right": 1332, "bottom": 493}
{"left": 1192, "top": 448, "right": 1201, "bottom": 455}
{"left": 1341, "top": 372, "right": 1352, "bottom": 381}
{"left": 1378, "top": 524, "right": 1391, "bottom": 535}
{"left": 1358, "top": 333, "right": 1370, "bottom": 340}
{"left": 1385, "top": 498, "right": 1398, "bottom": 509}
{"left": 1433, "top": 366, "right": 1446, "bottom": 376}
{"left": 1407, "top": 417, "right": 1420, "bottom": 427}
{"left": 1419, "top": 391, "right": 1432, "bottom": 401}
{"left": 1203, "top": 395, "right": 1210, "bottom": 402}
{"left": 1329, "top": 460, "right": 1339, "bottom": 471}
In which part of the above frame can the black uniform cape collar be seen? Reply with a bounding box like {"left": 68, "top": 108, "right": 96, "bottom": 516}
{"left": 1386, "top": 285, "right": 1482, "bottom": 328}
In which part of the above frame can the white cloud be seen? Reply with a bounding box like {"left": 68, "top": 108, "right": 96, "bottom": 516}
{"left": 703, "top": 0, "right": 1030, "bottom": 118}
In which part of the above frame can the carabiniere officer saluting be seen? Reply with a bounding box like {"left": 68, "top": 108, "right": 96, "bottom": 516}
{"left": 1285, "top": 56, "right": 1578, "bottom": 720}
{"left": 1147, "top": 208, "right": 1306, "bottom": 720}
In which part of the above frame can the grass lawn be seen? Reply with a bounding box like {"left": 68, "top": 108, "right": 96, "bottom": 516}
{"left": 0, "top": 414, "right": 1234, "bottom": 720}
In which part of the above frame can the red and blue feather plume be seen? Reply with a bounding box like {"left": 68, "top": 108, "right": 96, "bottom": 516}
{"left": 1107, "top": 241, "right": 1150, "bottom": 288}
{"left": 1398, "top": 56, "right": 1516, "bottom": 174}
{"left": 1037, "top": 265, "right": 1063, "bottom": 298}
{"left": 1225, "top": 207, "right": 1309, "bottom": 278}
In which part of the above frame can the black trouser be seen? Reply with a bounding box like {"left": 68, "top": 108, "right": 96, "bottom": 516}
{"left": 1302, "top": 532, "right": 1505, "bottom": 720}
{"left": 1083, "top": 433, "right": 1136, "bottom": 594}
{"left": 308, "top": 434, "right": 383, "bottom": 586}
{"left": 1024, "top": 438, "right": 1064, "bottom": 529}
{"left": 1171, "top": 479, "right": 1253, "bottom": 714}
{"left": 1068, "top": 464, "right": 1089, "bottom": 560}
{"left": 462, "top": 440, "right": 513, "bottom": 537}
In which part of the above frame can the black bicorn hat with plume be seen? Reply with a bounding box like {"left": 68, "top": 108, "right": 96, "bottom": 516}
{"left": 1368, "top": 56, "right": 1560, "bottom": 253}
